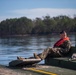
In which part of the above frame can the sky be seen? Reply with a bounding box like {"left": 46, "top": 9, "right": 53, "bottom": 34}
{"left": 0, "top": 0, "right": 76, "bottom": 21}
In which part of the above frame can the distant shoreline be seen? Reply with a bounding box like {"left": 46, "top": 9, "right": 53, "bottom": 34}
{"left": 0, "top": 32, "right": 76, "bottom": 37}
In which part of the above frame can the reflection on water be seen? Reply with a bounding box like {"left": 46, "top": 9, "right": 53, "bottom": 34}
{"left": 0, "top": 34, "right": 75, "bottom": 66}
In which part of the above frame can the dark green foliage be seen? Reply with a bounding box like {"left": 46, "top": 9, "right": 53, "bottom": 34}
{"left": 0, "top": 15, "right": 76, "bottom": 36}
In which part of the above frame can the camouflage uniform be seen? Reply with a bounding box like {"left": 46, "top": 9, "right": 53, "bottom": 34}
{"left": 37, "top": 40, "right": 71, "bottom": 60}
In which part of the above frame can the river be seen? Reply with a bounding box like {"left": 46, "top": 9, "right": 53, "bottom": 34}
{"left": 0, "top": 34, "right": 75, "bottom": 66}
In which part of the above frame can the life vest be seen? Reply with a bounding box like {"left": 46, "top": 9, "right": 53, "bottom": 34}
{"left": 54, "top": 37, "right": 69, "bottom": 47}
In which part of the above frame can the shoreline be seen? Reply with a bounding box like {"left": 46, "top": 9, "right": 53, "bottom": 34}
{"left": 0, "top": 32, "right": 75, "bottom": 38}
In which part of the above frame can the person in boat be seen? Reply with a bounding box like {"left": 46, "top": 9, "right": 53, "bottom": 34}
{"left": 17, "top": 31, "right": 71, "bottom": 60}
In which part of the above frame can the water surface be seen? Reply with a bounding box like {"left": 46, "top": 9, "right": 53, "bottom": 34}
{"left": 0, "top": 34, "right": 75, "bottom": 66}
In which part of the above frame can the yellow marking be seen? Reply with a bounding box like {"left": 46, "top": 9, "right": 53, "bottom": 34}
{"left": 26, "top": 68, "right": 57, "bottom": 75}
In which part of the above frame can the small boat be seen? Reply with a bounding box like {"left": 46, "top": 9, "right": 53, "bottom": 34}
{"left": 9, "top": 59, "right": 41, "bottom": 67}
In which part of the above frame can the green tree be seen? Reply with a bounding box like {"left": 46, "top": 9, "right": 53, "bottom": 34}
{"left": 32, "top": 18, "right": 46, "bottom": 34}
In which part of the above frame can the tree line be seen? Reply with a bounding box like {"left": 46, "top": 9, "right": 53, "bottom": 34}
{"left": 0, "top": 15, "right": 76, "bottom": 36}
